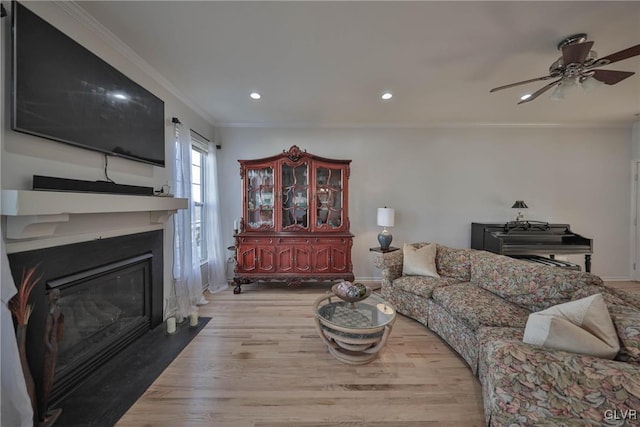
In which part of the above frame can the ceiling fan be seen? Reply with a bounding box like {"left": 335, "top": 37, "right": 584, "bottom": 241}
{"left": 490, "top": 33, "right": 640, "bottom": 104}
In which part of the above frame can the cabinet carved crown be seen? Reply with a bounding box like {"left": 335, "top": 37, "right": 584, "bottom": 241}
{"left": 283, "top": 144, "right": 305, "bottom": 161}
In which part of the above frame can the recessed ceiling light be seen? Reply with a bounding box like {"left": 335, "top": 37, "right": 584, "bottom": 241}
{"left": 381, "top": 92, "right": 393, "bottom": 100}
{"left": 520, "top": 93, "right": 532, "bottom": 101}
{"left": 250, "top": 92, "right": 261, "bottom": 100}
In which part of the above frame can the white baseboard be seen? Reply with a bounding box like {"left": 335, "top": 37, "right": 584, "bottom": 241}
{"left": 354, "top": 277, "right": 380, "bottom": 282}
{"left": 601, "top": 276, "right": 633, "bottom": 282}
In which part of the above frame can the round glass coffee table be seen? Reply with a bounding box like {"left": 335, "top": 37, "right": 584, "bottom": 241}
{"left": 313, "top": 291, "right": 396, "bottom": 365}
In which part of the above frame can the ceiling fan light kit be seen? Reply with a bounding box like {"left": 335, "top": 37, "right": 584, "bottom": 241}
{"left": 579, "top": 75, "right": 603, "bottom": 94}
{"left": 491, "top": 33, "right": 640, "bottom": 104}
{"left": 550, "top": 78, "right": 576, "bottom": 101}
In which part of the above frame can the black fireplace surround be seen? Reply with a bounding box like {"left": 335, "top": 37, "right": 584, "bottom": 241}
{"left": 7, "top": 231, "right": 163, "bottom": 414}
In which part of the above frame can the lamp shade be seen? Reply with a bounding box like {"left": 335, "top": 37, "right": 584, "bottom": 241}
{"left": 511, "top": 201, "right": 528, "bottom": 209}
{"left": 377, "top": 207, "right": 395, "bottom": 227}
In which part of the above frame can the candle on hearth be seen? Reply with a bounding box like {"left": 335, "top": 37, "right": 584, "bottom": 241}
{"left": 166, "top": 317, "right": 176, "bottom": 334}
{"left": 189, "top": 310, "right": 199, "bottom": 327}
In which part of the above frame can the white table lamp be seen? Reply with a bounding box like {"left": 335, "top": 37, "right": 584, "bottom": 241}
{"left": 377, "top": 207, "right": 395, "bottom": 250}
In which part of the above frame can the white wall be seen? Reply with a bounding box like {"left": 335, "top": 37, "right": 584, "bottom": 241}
{"left": 631, "top": 120, "right": 640, "bottom": 280}
{"left": 216, "top": 126, "right": 632, "bottom": 281}
{"left": 1, "top": 2, "right": 215, "bottom": 299}
{"left": 631, "top": 121, "right": 640, "bottom": 159}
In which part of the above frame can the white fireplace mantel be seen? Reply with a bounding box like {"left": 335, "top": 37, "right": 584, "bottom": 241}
{"left": 2, "top": 190, "right": 188, "bottom": 252}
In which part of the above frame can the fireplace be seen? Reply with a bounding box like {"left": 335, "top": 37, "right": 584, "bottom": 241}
{"left": 7, "top": 230, "right": 163, "bottom": 416}
{"left": 50, "top": 253, "right": 153, "bottom": 403}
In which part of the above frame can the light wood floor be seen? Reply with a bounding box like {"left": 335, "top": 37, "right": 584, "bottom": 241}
{"left": 116, "top": 281, "right": 639, "bottom": 427}
{"left": 604, "top": 280, "right": 640, "bottom": 292}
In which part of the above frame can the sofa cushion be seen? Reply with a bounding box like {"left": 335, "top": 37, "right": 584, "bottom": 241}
{"left": 380, "top": 285, "right": 429, "bottom": 327}
{"left": 476, "top": 326, "right": 524, "bottom": 347}
{"left": 480, "top": 339, "right": 640, "bottom": 426}
{"left": 523, "top": 294, "right": 620, "bottom": 359}
{"left": 571, "top": 287, "right": 640, "bottom": 364}
{"left": 470, "top": 251, "right": 604, "bottom": 312}
{"left": 427, "top": 299, "right": 480, "bottom": 373}
{"left": 572, "top": 285, "right": 632, "bottom": 307}
{"left": 487, "top": 413, "right": 606, "bottom": 427}
{"left": 432, "top": 283, "right": 530, "bottom": 331}
{"left": 476, "top": 327, "right": 525, "bottom": 378}
{"left": 609, "top": 304, "right": 640, "bottom": 365}
{"left": 436, "top": 245, "right": 472, "bottom": 281}
{"left": 606, "top": 287, "right": 640, "bottom": 310}
{"left": 402, "top": 243, "right": 439, "bottom": 277}
{"left": 392, "top": 275, "right": 460, "bottom": 299}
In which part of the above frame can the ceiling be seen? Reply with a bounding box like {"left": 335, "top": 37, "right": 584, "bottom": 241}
{"left": 75, "top": 1, "right": 640, "bottom": 127}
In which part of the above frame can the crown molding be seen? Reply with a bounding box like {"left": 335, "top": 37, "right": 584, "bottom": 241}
{"left": 53, "top": 1, "right": 217, "bottom": 127}
{"left": 216, "top": 121, "right": 633, "bottom": 130}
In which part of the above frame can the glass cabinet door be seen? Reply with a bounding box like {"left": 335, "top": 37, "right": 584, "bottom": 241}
{"left": 281, "top": 161, "right": 309, "bottom": 230}
{"left": 245, "top": 166, "right": 275, "bottom": 230}
{"left": 315, "top": 164, "right": 344, "bottom": 230}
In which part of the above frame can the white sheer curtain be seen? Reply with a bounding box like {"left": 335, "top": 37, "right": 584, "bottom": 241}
{"left": 204, "top": 141, "right": 228, "bottom": 293}
{"left": 171, "top": 122, "right": 203, "bottom": 321}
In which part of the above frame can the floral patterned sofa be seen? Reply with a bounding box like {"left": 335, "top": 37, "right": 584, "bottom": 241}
{"left": 374, "top": 243, "right": 640, "bottom": 426}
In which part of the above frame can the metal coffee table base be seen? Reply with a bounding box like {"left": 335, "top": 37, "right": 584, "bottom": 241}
{"left": 315, "top": 321, "right": 393, "bottom": 364}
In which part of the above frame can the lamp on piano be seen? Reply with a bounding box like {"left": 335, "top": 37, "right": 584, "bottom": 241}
{"left": 377, "top": 207, "right": 395, "bottom": 251}
{"left": 512, "top": 200, "right": 528, "bottom": 222}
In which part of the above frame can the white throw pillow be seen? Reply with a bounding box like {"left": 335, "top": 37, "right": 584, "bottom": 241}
{"left": 523, "top": 294, "right": 620, "bottom": 359}
{"left": 402, "top": 243, "right": 440, "bottom": 278}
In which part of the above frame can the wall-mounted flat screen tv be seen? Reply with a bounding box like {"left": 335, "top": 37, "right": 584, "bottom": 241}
{"left": 11, "top": 1, "right": 165, "bottom": 167}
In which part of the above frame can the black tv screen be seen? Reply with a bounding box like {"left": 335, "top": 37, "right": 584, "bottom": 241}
{"left": 11, "top": 2, "right": 165, "bottom": 167}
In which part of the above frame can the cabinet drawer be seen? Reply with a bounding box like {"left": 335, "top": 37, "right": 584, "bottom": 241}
{"left": 240, "top": 237, "right": 274, "bottom": 244}
{"left": 278, "top": 237, "right": 311, "bottom": 244}
{"left": 314, "top": 237, "right": 348, "bottom": 245}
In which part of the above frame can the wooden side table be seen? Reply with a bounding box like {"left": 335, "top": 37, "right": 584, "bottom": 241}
{"left": 369, "top": 246, "right": 400, "bottom": 253}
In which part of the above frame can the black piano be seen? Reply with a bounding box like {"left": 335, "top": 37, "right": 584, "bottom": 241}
{"left": 471, "top": 222, "right": 593, "bottom": 272}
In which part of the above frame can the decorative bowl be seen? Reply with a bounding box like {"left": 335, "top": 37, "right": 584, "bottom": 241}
{"left": 331, "top": 281, "right": 371, "bottom": 303}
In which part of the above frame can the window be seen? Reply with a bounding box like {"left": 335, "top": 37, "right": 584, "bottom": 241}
{"left": 191, "top": 133, "right": 208, "bottom": 264}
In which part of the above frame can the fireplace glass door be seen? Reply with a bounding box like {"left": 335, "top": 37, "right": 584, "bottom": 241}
{"left": 48, "top": 254, "right": 152, "bottom": 402}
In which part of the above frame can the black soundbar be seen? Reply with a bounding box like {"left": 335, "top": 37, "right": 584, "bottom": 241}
{"left": 33, "top": 175, "right": 154, "bottom": 196}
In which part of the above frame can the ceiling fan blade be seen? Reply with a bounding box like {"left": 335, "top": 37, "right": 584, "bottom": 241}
{"left": 490, "top": 75, "right": 556, "bottom": 93}
{"left": 562, "top": 41, "right": 594, "bottom": 64}
{"left": 517, "top": 79, "right": 562, "bottom": 104}
{"left": 595, "top": 44, "right": 640, "bottom": 66}
{"left": 591, "top": 69, "right": 635, "bottom": 85}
